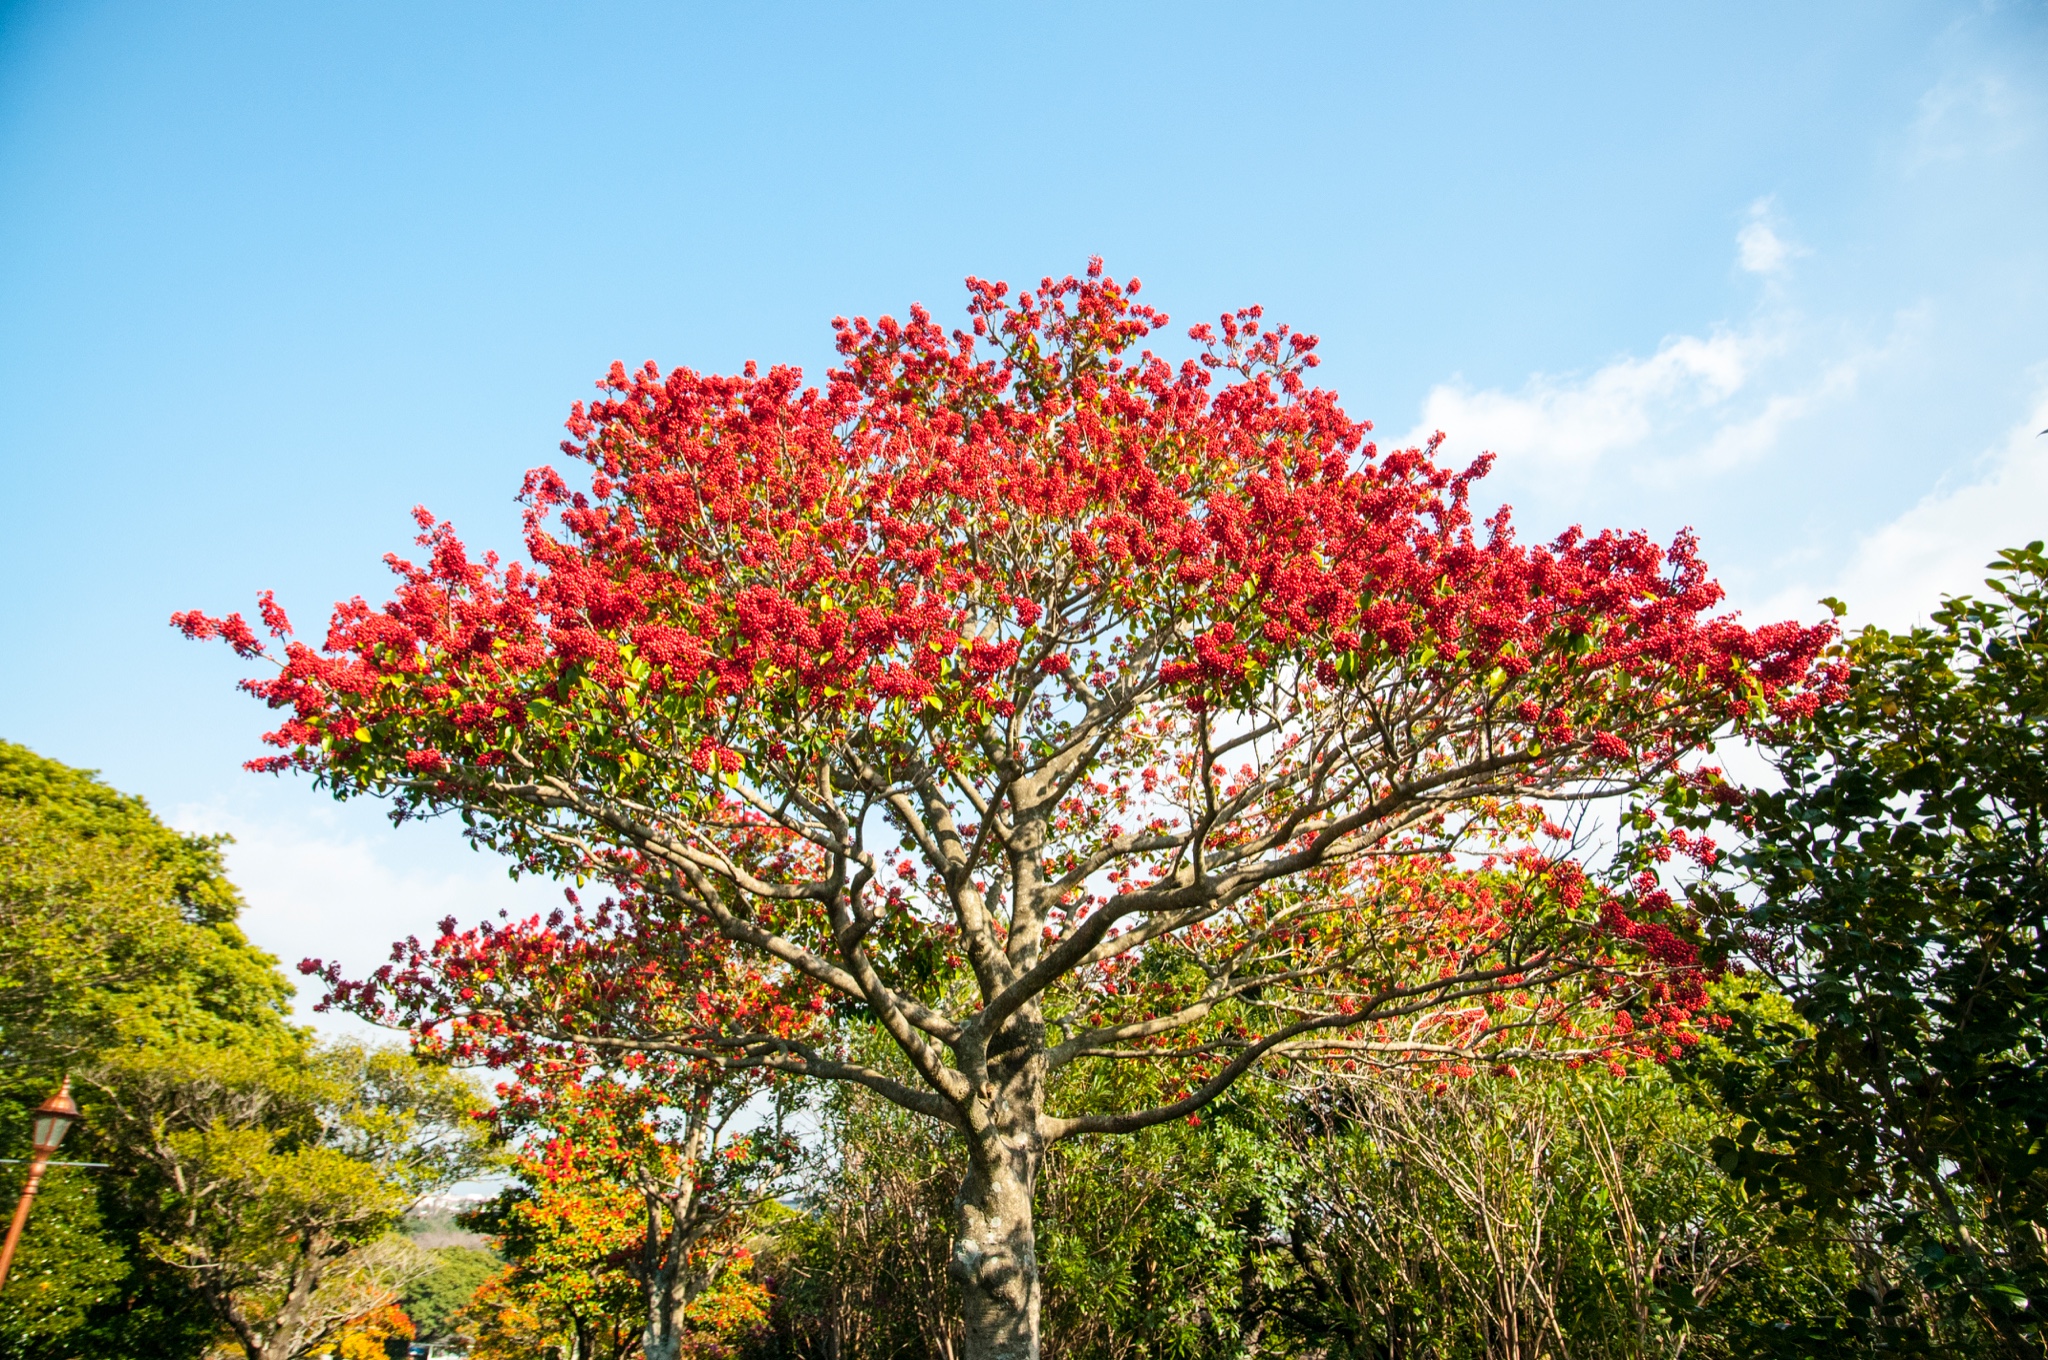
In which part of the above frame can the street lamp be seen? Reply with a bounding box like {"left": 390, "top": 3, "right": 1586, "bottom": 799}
{"left": 0, "top": 1078, "right": 83, "bottom": 1292}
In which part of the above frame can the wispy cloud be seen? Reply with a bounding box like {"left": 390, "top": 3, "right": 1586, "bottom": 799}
{"left": 1408, "top": 329, "right": 1773, "bottom": 475}
{"left": 1759, "top": 390, "right": 2048, "bottom": 629}
{"left": 1736, "top": 197, "right": 1806, "bottom": 276}
{"left": 1403, "top": 203, "right": 1895, "bottom": 485}
{"left": 1909, "top": 74, "right": 2034, "bottom": 167}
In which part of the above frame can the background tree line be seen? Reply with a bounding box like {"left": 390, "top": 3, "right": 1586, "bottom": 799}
{"left": 7, "top": 539, "right": 2044, "bottom": 1358}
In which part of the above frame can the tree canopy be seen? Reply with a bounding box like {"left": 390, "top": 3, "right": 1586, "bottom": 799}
{"left": 0, "top": 739, "right": 292, "bottom": 1073}
{"left": 0, "top": 741, "right": 489, "bottom": 1360}
{"left": 0, "top": 740, "right": 296, "bottom": 1358}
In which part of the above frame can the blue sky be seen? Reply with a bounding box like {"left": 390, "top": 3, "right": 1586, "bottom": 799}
{"left": 3, "top": 1, "right": 2044, "bottom": 1020}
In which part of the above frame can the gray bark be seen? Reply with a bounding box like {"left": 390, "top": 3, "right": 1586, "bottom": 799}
{"left": 948, "top": 1005, "right": 1050, "bottom": 1360}
{"left": 950, "top": 1125, "right": 1043, "bottom": 1360}
{"left": 639, "top": 1094, "right": 721, "bottom": 1360}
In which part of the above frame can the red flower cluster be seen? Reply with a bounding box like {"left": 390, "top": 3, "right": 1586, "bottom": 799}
{"left": 177, "top": 260, "right": 1838, "bottom": 795}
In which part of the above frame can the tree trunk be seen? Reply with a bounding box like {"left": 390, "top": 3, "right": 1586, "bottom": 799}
{"left": 638, "top": 1184, "right": 715, "bottom": 1360}
{"left": 640, "top": 1098, "right": 717, "bottom": 1360}
{"left": 641, "top": 1256, "right": 697, "bottom": 1360}
{"left": 949, "top": 1124, "right": 1043, "bottom": 1360}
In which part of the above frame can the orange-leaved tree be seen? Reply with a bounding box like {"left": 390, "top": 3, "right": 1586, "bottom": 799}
{"left": 489, "top": 1050, "right": 793, "bottom": 1360}
{"left": 463, "top": 1068, "right": 782, "bottom": 1360}
{"left": 181, "top": 263, "right": 1838, "bottom": 1360}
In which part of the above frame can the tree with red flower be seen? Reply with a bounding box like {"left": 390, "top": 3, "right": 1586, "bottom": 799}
{"left": 181, "top": 262, "right": 1839, "bottom": 1360}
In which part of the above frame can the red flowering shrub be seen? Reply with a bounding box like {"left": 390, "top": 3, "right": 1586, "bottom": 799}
{"left": 181, "top": 262, "right": 1839, "bottom": 1360}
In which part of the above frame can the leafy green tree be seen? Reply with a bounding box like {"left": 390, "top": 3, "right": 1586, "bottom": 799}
{"left": 0, "top": 1152, "right": 130, "bottom": 1357}
{"left": 0, "top": 741, "right": 297, "bottom": 1359}
{"left": 0, "top": 743, "right": 293, "bottom": 1078}
{"left": 88, "top": 1040, "right": 491, "bottom": 1360}
{"left": 1669, "top": 543, "right": 2048, "bottom": 1355}
{"left": 401, "top": 1244, "right": 501, "bottom": 1343}
{"left": 0, "top": 738, "right": 244, "bottom": 926}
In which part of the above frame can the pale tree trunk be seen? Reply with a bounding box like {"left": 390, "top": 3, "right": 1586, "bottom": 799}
{"left": 638, "top": 1203, "right": 704, "bottom": 1360}
{"left": 639, "top": 1096, "right": 718, "bottom": 1360}
{"left": 213, "top": 1232, "right": 327, "bottom": 1360}
{"left": 948, "top": 1093, "right": 1046, "bottom": 1360}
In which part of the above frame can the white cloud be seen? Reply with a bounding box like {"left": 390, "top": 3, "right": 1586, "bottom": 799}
{"left": 1757, "top": 392, "right": 2048, "bottom": 629}
{"left": 1406, "top": 321, "right": 1879, "bottom": 482}
{"left": 1694, "top": 357, "right": 1861, "bottom": 473}
{"left": 1401, "top": 199, "right": 1859, "bottom": 477}
{"left": 1736, "top": 198, "right": 1805, "bottom": 276}
{"left": 1408, "top": 329, "right": 1772, "bottom": 475}
{"left": 1909, "top": 74, "right": 2033, "bottom": 167}
{"left": 170, "top": 798, "right": 564, "bottom": 1036}
{"left": 1736, "top": 221, "right": 1790, "bottom": 275}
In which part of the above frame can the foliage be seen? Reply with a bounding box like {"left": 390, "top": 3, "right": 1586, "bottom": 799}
{"left": 1665, "top": 543, "right": 2048, "bottom": 1355}
{"left": 0, "top": 743, "right": 293, "bottom": 1079}
{"left": 0, "top": 741, "right": 297, "bottom": 1360}
{"left": 321, "top": 886, "right": 806, "bottom": 1360}
{"left": 751, "top": 1057, "right": 1853, "bottom": 1360}
{"left": 754, "top": 1085, "right": 964, "bottom": 1359}
{"left": 400, "top": 1244, "right": 501, "bottom": 1343}
{"left": 1280, "top": 1063, "right": 1858, "bottom": 1360}
{"left": 466, "top": 1067, "right": 793, "bottom": 1360}
{"left": 89, "top": 1038, "right": 489, "bottom": 1360}
{"left": 332, "top": 1302, "right": 415, "bottom": 1360}
{"left": 191, "top": 263, "right": 1836, "bottom": 1356}
{"left": 0, "top": 1155, "right": 130, "bottom": 1357}
{"left": 454, "top": 1267, "right": 569, "bottom": 1360}
{"left": 683, "top": 1262, "right": 775, "bottom": 1358}
{"left": 463, "top": 1174, "right": 652, "bottom": 1360}
{"left": 0, "top": 737, "right": 246, "bottom": 926}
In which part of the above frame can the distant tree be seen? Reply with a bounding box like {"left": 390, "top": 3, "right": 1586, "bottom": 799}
{"left": 464, "top": 1176, "right": 647, "bottom": 1360}
{"left": 330, "top": 1301, "right": 416, "bottom": 1360}
{"left": 1671, "top": 543, "right": 2048, "bottom": 1355}
{"left": 401, "top": 1244, "right": 501, "bottom": 1344}
{"left": 455, "top": 1266, "right": 571, "bottom": 1360}
{"left": 324, "top": 891, "right": 806, "bottom": 1360}
{"left": 459, "top": 1050, "right": 795, "bottom": 1360}
{"left": 186, "top": 263, "right": 1838, "bottom": 1360}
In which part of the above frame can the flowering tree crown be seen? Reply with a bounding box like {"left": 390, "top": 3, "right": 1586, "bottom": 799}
{"left": 183, "top": 262, "right": 1838, "bottom": 1133}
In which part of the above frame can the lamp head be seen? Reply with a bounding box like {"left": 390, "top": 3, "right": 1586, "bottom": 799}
{"left": 30, "top": 1079, "right": 80, "bottom": 1155}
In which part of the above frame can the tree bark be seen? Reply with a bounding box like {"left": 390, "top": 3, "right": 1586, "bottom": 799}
{"left": 949, "top": 1121, "right": 1043, "bottom": 1360}
{"left": 637, "top": 1099, "right": 717, "bottom": 1360}
{"left": 639, "top": 1220, "right": 701, "bottom": 1360}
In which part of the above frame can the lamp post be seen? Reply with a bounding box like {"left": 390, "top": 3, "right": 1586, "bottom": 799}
{"left": 0, "top": 1078, "right": 82, "bottom": 1292}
